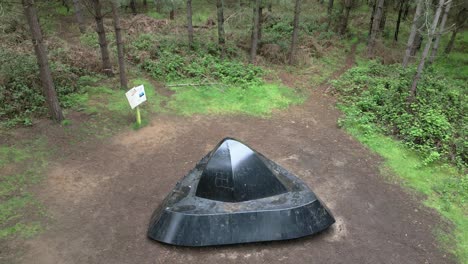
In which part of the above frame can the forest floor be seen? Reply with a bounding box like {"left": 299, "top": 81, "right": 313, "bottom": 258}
{"left": 1, "top": 46, "right": 455, "bottom": 264}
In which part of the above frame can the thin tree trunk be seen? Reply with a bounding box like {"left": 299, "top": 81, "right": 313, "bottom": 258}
{"left": 444, "top": 7, "right": 466, "bottom": 54}
{"left": 368, "top": 0, "right": 376, "bottom": 41}
{"left": 170, "top": 2, "right": 175, "bottom": 20}
{"left": 23, "top": 0, "right": 64, "bottom": 122}
{"left": 326, "top": 0, "right": 334, "bottom": 30}
{"left": 93, "top": 0, "right": 113, "bottom": 76}
{"left": 258, "top": 4, "right": 263, "bottom": 43}
{"left": 130, "top": 0, "right": 137, "bottom": 15}
{"left": 154, "top": 0, "right": 162, "bottom": 12}
{"left": 111, "top": 1, "right": 127, "bottom": 89}
{"left": 409, "top": 0, "right": 445, "bottom": 102}
{"left": 367, "top": 0, "right": 384, "bottom": 58}
{"left": 379, "top": 0, "right": 388, "bottom": 31}
{"left": 187, "top": 0, "right": 194, "bottom": 49}
{"left": 429, "top": 0, "right": 451, "bottom": 63}
{"left": 72, "top": 0, "right": 86, "bottom": 33}
{"left": 402, "top": 0, "right": 423, "bottom": 67}
{"left": 394, "top": 0, "right": 405, "bottom": 41}
{"left": 289, "top": 0, "right": 301, "bottom": 65}
{"left": 339, "top": 0, "right": 353, "bottom": 35}
{"left": 250, "top": 0, "right": 261, "bottom": 64}
{"left": 402, "top": 0, "right": 410, "bottom": 20}
{"left": 216, "top": 0, "right": 226, "bottom": 58}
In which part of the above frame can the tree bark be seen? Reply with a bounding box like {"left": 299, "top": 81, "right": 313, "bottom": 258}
{"left": 154, "top": 0, "right": 162, "bottom": 12}
{"left": 379, "top": 0, "right": 388, "bottom": 31}
{"left": 402, "top": 0, "right": 410, "bottom": 20}
{"left": 258, "top": 4, "right": 263, "bottom": 43}
{"left": 444, "top": 7, "right": 467, "bottom": 54}
{"left": 409, "top": 0, "right": 445, "bottom": 102}
{"left": 429, "top": 0, "right": 451, "bottom": 63}
{"left": 326, "top": 0, "right": 334, "bottom": 30}
{"left": 93, "top": 0, "right": 113, "bottom": 76}
{"left": 111, "top": 1, "right": 127, "bottom": 90}
{"left": 216, "top": 0, "right": 226, "bottom": 58}
{"left": 339, "top": 0, "right": 353, "bottom": 35}
{"left": 72, "top": 0, "right": 86, "bottom": 33}
{"left": 367, "top": 0, "right": 384, "bottom": 58}
{"left": 130, "top": 0, "right": 137, "bottom": 15}
{"left": 23, "top": 0, "right": 64, "bottom": 122}
{"left": 170, "top": 2, "right": 175, "bottom": 20}
{"left": 250, "top": 0, "right": 261, "bottom": 64}
{"left": 402, "top": 0, "right": 423, "bottom": 67}
{"left": 288, "top": 0, "right": 301, "bottom": 65}
{"left": 187, "top": 0, "right": 194, "bottom": 49}
{"left": 368, "top": 0, "right": 376, "bottom": 40}
{"left": 394, "top": 0, "right": 405, "bottom": 41}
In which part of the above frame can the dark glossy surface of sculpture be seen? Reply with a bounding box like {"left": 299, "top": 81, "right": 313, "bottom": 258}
{"left": 147, "top": 138, "right": 335, "bottom": 246}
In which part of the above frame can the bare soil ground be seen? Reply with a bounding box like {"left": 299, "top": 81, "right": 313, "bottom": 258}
{"left": 2, "top": 47, "right": 454, "bottom": 264}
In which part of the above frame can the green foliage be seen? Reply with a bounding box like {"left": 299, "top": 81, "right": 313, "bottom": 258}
{"left": 0, "top": 49, "right": 92, "bottom": 127}
{"left": 333, "top": 61, "right": 467, "bottom": 168}
{"left": 79, "top": 32, "right": 100, "bottom": 48}
{"left": 138, "top": 40, "right": 263, "bottom": 86}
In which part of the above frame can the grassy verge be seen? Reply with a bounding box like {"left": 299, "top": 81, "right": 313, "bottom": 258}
{"left": 166, "top": 82, "right": 303, "bottom": 116}
{"left": 0, "top": 138, "right": 49, "bottom": 239}
{"left": 339, "top": 117, "right": 467, "bottom": 262}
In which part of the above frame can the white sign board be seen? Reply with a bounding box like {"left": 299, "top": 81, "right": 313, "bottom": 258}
{"left": 125, "top": 85, "right": 147, "bottom": 109}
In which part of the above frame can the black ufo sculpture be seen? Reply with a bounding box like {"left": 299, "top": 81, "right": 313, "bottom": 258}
{"left": 147, "top": 138, "right": 335, "bottom": 246}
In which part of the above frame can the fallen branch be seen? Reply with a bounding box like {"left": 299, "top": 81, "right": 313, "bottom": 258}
{"left": 166, "top": 83, "right": 222, "bottom": 87}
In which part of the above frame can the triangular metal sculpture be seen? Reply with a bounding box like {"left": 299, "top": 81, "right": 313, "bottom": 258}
{"left": 148, "top": 138, "right": 335, "bottom": 246}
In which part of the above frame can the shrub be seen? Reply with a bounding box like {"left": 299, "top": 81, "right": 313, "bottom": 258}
{"left": 333, "top": 61, "right": 467, "bottom": 167}
{"left": 138, "top": 40, "right": 263, "bottom": 86}
{"left": 0, "top": 49, "right": 85, "bottom": 126}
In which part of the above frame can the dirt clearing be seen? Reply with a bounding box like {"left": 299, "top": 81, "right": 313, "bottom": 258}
{"left": 2, "top": 86, "right": 452, "bottom": 264}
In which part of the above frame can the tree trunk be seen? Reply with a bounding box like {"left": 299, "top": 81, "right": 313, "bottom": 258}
{"left": 444, "top": 7, "right": 467, "bottom": 54}
{"left": 429, "top": 0, "right": 451, "bottom": 63}
{"left": 187, "top": 0, "right": 194, "bottom": 49}
{"left": 394, "top": 0, "right": 405, "bottom": 41}
{"left": 93, "top": 0, "right": 113, "bottom": 76}
{"left": 339, "top": 0, "right": 353, "bottom": 35}
{"left": 402, "top": 0, "right": 410, "bottom": 20}
{"left": 170, "top": 2, "right": 175, "bottom": 20}
{"left": 216, "top": 0, "right": 226, "bottom": 58}
{"left": 72, "top": 0, "right": 86, "bottom": 33}
{"left": 111, "top": 1, "right": 127, "bottom": 90}
{"left": 22, "top": 0, "right": 64, "bottom": 122}
{"left": 130, "top": 0, "right": 137, "bottom": 15}
{"left": 154, "top": 0, "right": 162, "bottom": 12}
{"left": 379, "top": 0, "right": 388, "bottom": 31}
{"left": 250, "top": 0, "right": 261, "bottom": 64}
{"left": 368, "top": 0, "right": 376, "bottom": 41}
{"left": 258, "top": 5, "right": 263, "bottom": 43}
{"left": 402, "top": 0, "right": 423, "bottom": 67}
{"left": 326, "top": 0, "right": 334, "bottom": 30}
{"left": 288, "top": 0, "right": 301, "bottom": 65}
{"left": 367, "top": 0, "right": 384, "bottom": 58}
{"left": 409, "top": 0, "right": 445, "bottom": 102}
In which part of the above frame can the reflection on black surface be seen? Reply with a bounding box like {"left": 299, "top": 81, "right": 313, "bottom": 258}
{"left": 195, "top": 139, "right": 287, "bottom": 202}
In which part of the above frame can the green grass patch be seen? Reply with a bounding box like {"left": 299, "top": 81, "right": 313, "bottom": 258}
{"left": 339, "top": 115, "right": 467, "bottom": 262}
{"left": 0, "top": 138, "right": 49, "bottom": 240}
{"left": 166, "top": 83, "right": 304, "bottom": 116}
